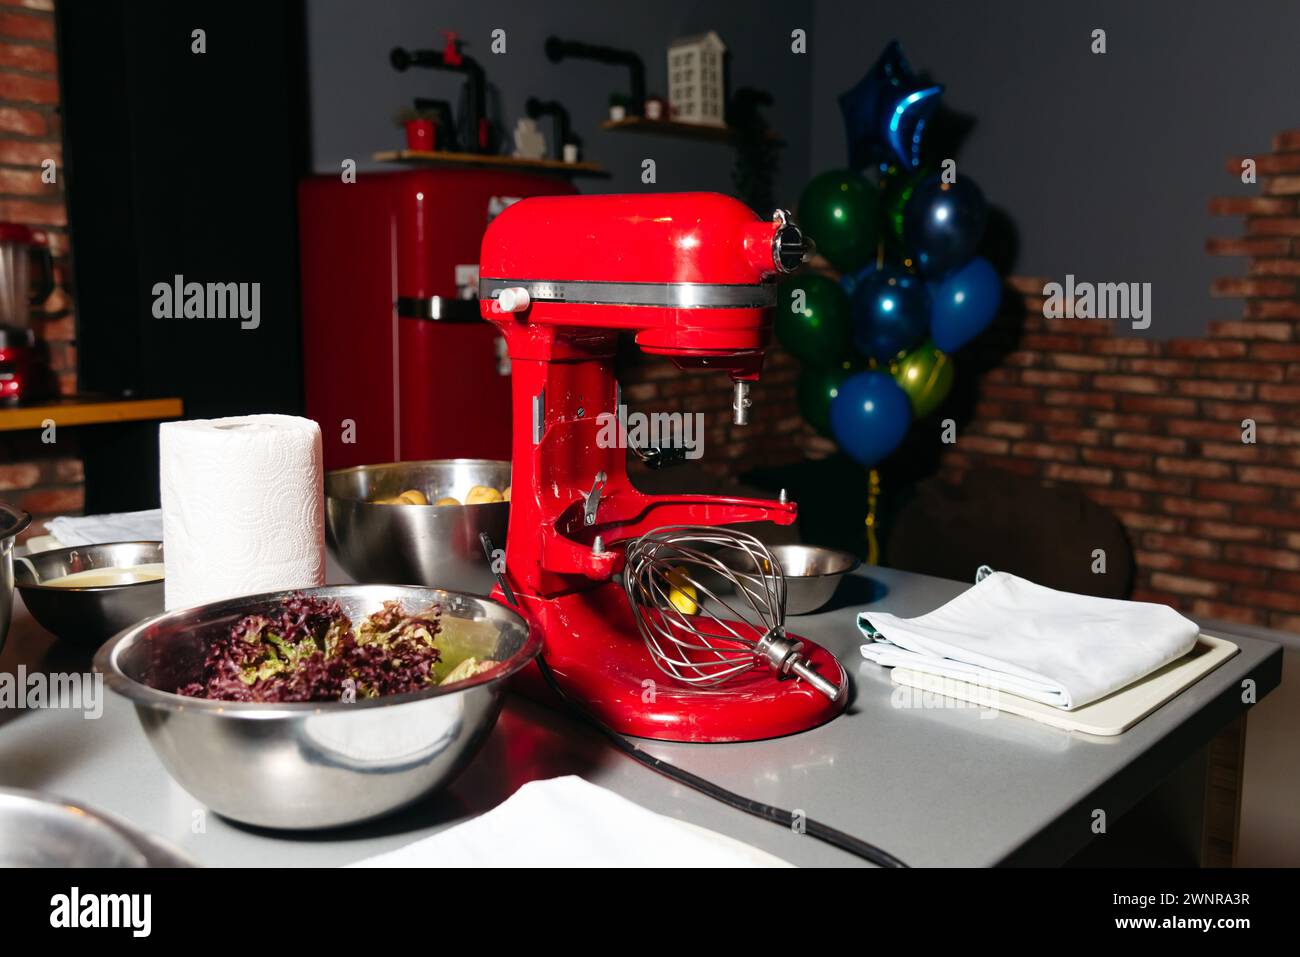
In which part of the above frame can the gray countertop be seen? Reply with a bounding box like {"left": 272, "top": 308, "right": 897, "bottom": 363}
{"left": 0, "top": 562, "right": 1282, "bottom": 867}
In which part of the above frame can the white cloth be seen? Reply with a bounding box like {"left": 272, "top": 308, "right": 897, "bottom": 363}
{"left": 349, "top": 776, "right": 791, "bottom": 868}
{"left": 160, "top": 414, "right": 324, "bottom": 611}
{"left": 858, "top": 571, "right": 1198, "bottom": 710}
{"left": 45, "top": 509, "right": 163, "bottom": 546}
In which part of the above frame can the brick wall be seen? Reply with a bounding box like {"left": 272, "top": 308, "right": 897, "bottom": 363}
{"left": 0, "top": 0, "right": 82, "bottom": 537}
{"left": 936, "top": 129, "right": 1300, "bottom": 630}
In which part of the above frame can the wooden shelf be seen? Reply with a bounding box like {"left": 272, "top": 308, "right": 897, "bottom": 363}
{"left": 599, "top": 116, "right": 782, "bottom": 144}
{"left": 372, "top": 149, "right": 608, "bottom": 177}
{"left": 0, "top": 396, "right": 183, "bottom": 432}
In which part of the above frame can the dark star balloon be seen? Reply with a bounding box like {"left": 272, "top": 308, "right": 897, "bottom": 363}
{"left": 838, "top": 40, "right": 944, "bottom": 171}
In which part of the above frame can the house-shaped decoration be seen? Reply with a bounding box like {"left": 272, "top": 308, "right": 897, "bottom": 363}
{"left": 667, "top": 31, "right": 726, "bottom": 126}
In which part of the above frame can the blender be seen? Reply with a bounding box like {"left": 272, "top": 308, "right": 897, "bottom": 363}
{"left": 0, "top": 222, "right": 54, "bottom": 403}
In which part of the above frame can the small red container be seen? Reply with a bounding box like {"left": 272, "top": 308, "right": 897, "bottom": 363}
{"left": 404, "top": 118, "right": 435, "bottom": 152}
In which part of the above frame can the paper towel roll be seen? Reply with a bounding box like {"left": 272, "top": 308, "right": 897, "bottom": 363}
{"left": 160, "top": 414, "right": 325, "bottom": 610}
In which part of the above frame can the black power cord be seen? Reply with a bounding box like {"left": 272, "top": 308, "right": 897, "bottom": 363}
{"left": 532, "top": 652, "right": 910, "bottom": 868}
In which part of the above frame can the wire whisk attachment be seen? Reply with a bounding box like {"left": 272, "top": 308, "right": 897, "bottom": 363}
{"left": 622, "top": 525, "right": 842, "bottom": 700}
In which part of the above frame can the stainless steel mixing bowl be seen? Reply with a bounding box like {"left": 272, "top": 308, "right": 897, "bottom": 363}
{"left": 0, "top": 787, "right": 192, "bottom": 867}
{"left": 15, "top": 541, "right": 164, "bottom": 647}
{"left": 0, "top": 501, "right": 31, "bottom": 655}
{"left": 326, "top": 459, "right": 510, "bottom": 594}
{"left": 95, "top": 584, "right": 539, "bottom": 830}
{"left": 719, "top": 542, "right": 861, "bottom": 615}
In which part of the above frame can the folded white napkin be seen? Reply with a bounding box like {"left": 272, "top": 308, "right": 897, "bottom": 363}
{"left": 349, "top": 776, "right": 791, "bottom": 868}
{"left": 46, "top": 509, "right": 163, "bottom": 547}
{"left": 858, "top": 571, "right": 1198, "bottom": 710}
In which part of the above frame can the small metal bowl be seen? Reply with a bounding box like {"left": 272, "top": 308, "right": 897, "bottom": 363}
{"left": 0, "top": 501, "right": 31, "bottom": 656}
{"left": 0, "top": 787, "right": 192, "bottom": 867}
{"left": 95, "top": 584, "right": 540, "bottom": 830}
{"left": 326, "top": 459, "right": 510, "bottom": 595}
{"left": 720, "top": 543, "right": 861, "bottom": 615}
{"left": 15, "top": 542, "right": 164, "bottom": 648}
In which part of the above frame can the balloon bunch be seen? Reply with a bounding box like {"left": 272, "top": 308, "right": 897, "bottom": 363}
{"left": 776, "top": 40, "right": 1003, "bottom": 475}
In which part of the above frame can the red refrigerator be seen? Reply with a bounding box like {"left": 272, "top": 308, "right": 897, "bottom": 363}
{"left": 299, "top": 168, "right": 576, "bottom": 470}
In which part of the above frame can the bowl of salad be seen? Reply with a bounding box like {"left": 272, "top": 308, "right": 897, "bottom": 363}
{"left": 94, "top": 584, "right": 539, "bottom": 829}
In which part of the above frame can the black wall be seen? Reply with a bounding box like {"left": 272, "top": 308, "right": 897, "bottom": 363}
{"left": 57, "top": 0, "right": 309, "bottom": 510}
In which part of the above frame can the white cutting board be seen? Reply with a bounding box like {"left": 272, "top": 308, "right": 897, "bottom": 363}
{"left": 891, "top": 634, "right": 1239, "bottom": 736}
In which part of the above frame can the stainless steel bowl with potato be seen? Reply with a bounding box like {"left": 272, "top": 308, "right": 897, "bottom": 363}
{"left": 326, "top": 459, "right": 510, "bottom": 594}
{"left": 717, "top": 542, "right": 861, "bottom": 615}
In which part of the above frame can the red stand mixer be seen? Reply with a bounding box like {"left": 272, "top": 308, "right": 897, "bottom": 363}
{"left": 480, "top": 192, "right": 848, "bottom": 742}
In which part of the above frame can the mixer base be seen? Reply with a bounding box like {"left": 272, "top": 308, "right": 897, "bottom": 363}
{"left": 509, "top": 585, "right": 848, "bottom": 743}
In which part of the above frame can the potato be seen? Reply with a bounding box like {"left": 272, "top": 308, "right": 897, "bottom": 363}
{"left": 465, "top": 485, "right": 504, "bottom": 505}
{"left": 502, "top": 485, "right": 511, "bottom": 502}
{"left": 433, "top": 496, "right": 461, "bottom": 507}
{"left": 374, "top": 488, "right": 429, "bottom": 506}
{"left": 664, "top": 565, "right": 699, "bottom": 616}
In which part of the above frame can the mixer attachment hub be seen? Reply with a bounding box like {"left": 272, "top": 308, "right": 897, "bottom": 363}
{"left": 623, "top": 525, "right": 845, "bottom": 702}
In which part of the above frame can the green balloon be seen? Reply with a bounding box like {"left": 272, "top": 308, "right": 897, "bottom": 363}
{"left": 796, "top": 170, "right": 880, "bottom": 274}
{"left": 893, "top": 340, "right": 955, "bottom": 419}
{"left": 797, "top": 357, "right": 864, "bottom": 437}
{"left": 881, "top": 167, "right": 931, "bottom": 245}
{"left": 775, "top": 274, "right": 851, "bottom": 366}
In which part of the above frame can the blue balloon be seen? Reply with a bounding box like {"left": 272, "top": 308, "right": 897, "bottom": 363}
{"left": 929, "top": 257, "right": 1002, "bottom": 353}
{"left": 838, "top": 40, "right": 944, "bottom": 171}
{"left": 902, "top": 175, "right": 988, "bottom": 277}
{"left": 848, "top": 265, "right": 930, "bottom": 362}
{"left": 830, "top": 371, "right": 913, "bottom": 468}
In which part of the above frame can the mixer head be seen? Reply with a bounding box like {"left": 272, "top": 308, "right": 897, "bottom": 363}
{"left": 623, "top": 526, "right": 843, "bottom": 700}
{"left": 480, "top": 193, "right": 813, "bottom": 424}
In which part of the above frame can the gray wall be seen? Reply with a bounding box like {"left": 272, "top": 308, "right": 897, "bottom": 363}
{"left": 305, "top": 0, "right": 1300, "bottom": 337}
{"left": 809, "top": 0, "right": 1300, "bottom": 338}
{"left": 305, "top": 0, "right": 814, "bottom": 205}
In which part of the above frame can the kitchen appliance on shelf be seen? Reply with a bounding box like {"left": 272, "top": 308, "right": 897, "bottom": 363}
{"left": 0, "top": 222, "right": 54, "bottom": 403}
{"left": 480, "top": 192, "right": 847, "bottom": 742}
{"left": 298, "top": 169, "right": 575, "bottom": 471}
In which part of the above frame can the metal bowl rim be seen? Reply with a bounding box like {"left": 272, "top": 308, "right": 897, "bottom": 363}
{"left": 0, "top": 785, "right": 195, "bottom": 867}
{"left": 92, "top": 584, "right": 541, "bottom": 717}
{"left": 15, "top": 541, "right": 164, "bottom": 594}
{"left": 769, "top": 544, "right": 863, "bottom": 579}
{"left": 723, "top": 543, "right": 863, "bottom": 580}
{"left": 326, "top": 458, "right": 511, "bottom": 507}
{"left": 327, "top": 458, "right": 510, "bottom": 509}
{"left": 0, "top": 501, "right": 31, "bottom": 542}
